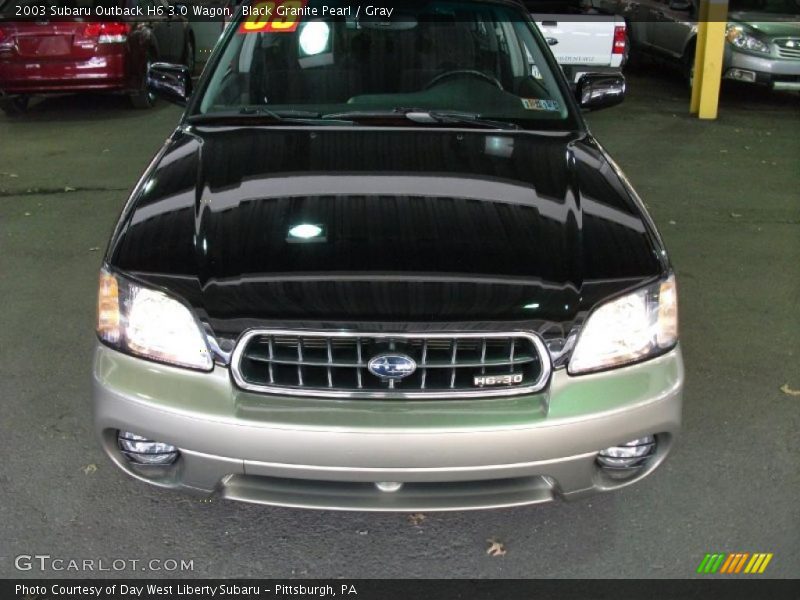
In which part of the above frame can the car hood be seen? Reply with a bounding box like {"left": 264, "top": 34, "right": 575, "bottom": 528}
{"left": 729, "top": 13, "right": 800, "bottom": 36}
{"left": 109, "top": 125, "right": 667, "bottom": 346}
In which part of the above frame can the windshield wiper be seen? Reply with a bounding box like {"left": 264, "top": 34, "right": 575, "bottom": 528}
{"left": 322, "top": 108, "right": 520, "bottom": 130}
{"left": 188, "top": 107, "right": 519, "bottom": 129}
{"left": 187, "top": 107, "right": 354, "bottom": 125}
{"left": 406, "top": 109, "right": 521, "bottom": 130}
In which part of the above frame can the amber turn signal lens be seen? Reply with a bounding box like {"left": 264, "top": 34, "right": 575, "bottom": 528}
{"left": 657, "top": 277, "right": 678, "bottom": 348}
{"left": 97, "top": 271, "right": 120, "bottom": 343}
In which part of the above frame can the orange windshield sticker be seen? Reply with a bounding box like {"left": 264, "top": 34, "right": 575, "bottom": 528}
{"left": 240, "top": 0, "right": 308, "bottom": 34}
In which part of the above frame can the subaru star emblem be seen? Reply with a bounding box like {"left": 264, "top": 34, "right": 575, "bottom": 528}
{"left": 367, "top": 354, "right": 417, "bottom": 380}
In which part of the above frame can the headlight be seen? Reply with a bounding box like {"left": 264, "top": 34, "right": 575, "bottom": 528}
{"left": 569, "top": 275, "right": 678, "bottom": 375}
{"left": 97, "top": 269, "right": 212, "bottom": 371}
{"left": 725, "top": 24, "right": 770, "bottom": 55}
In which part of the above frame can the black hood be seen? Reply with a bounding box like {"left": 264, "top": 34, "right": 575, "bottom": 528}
{"left": 109, "top": 125, "right": 668, "bottom": 349}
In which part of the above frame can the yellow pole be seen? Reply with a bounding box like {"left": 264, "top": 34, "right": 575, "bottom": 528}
{"left": 690, "top": 2, "right": 710, "bottom": 114}
{"left": 691, "top": 0, "right": 729, "bottom": 119}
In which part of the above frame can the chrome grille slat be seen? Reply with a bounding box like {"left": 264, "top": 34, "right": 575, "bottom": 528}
{"left": 250, "top": 359, "right": 370, "bottom": 368}
{"left": 778, "top": 47, "right": 800, "bottom": 58}
{"left": 356, "top": 338, "right": 363, "bottom": 389}
{"left": 421, "top": 339, "right": 428, "bottom": 390}
{"left": 296, "top": 339, "right": 304, "bottom": 386}
{"left": 326, "top": 338, "right": 333, "bottom": 388}
{"left": 267, "top": 336, "right": 275, "bottom": 384}
{"left": 240, "top": 354, "right": 537, "bottom": 368}
{"left": 449, "top": 340, "right": 458, "bottom": 389}
{"left": 232, "top": 330, "right": 551, "bottom": 399}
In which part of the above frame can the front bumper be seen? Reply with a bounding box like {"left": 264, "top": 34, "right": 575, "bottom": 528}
{"left": 725, "top": 47, "right": 800, "bottom": 90}
{"left": 93, "top": 343, "right": 684, "bottom": 511}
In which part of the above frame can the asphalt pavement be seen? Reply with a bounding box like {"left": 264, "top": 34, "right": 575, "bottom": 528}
{"left": 0, "top": 68, "right": 798, "bottom": 579}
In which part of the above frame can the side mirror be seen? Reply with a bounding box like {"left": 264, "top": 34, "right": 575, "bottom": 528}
{"left": 576, "top": 73, "right": 626, "bottom": 110}
{"left": 668, "top": 0, "right": 692, "bottom": 10}
{"left": 146, "top": 62, "right": 192, "bottom": 106}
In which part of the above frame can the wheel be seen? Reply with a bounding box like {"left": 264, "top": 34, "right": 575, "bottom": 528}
{"left": 424, "top": 69, "right": 504, "bottom": 91}
{"left": 0, "top": 95, "right": 30, "bottom": 116}
{"left": 130, "top": 51, "right": 157, "bottom": 109}
{"left": 183, "top": 36, "right": 195, "bottom": 76}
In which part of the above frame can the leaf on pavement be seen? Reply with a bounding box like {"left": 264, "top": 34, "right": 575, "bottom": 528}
{"left": 780, "top": 384, "right": 800, "bottom": 397}
{"left": 407, "top": 513, "right": 426, "bottom": 526}
{"left": 486, "top": 538, "right": 507, "bottom": 557}
{"left": 82, "top": 464, "right": 97, "bottom": 475}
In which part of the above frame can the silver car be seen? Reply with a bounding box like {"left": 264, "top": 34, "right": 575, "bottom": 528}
{"left": 603, "top": 0, "right": 800, "bottom": 90}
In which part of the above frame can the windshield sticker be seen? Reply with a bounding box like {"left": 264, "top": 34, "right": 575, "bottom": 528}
{"left": 531, "top": 65, "right": 542, "bottom": 79}
{"left": 240, "top": 0, "right": 308, "bottom": 34}
{"left": 521, "top": 98, "right": 560, "bottom": 111}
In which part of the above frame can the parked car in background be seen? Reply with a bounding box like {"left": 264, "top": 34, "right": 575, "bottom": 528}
{"left": 527, "top": 0, "right": 628, "bottom": 83}
{"left": 597, "top": 0, "right": 800, "bottom": 90}
{"left": 0, "top": 0, "right": 195, "bottom": 114}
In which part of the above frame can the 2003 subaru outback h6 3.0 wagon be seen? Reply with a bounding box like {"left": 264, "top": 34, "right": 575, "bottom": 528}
{"left": 94, "top": 0, "right": 683, "bottom": 511}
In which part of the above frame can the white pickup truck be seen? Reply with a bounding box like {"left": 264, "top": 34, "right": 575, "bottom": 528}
{"left": 167, "top": 0, "right": 232, "bottom": 66}
{"left": 526, "top": 1, "right": 628, "bottom": 83}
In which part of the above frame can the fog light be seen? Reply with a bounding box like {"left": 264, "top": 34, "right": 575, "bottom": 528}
{"left": 118, "top": 431, "right": 179, "bottom": 465}
{"left": 726, "top": 68, "right": 756, "bottom": 82}
{"left": 597, "top": 436, "right": 655, "bottom": 469}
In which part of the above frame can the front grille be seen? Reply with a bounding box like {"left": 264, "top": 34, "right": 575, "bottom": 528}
{"left": 231, "top": 330, "right": 550, "bottom": 398}
{"left": 775, "top": 39, "right": 800, "bottom": 59}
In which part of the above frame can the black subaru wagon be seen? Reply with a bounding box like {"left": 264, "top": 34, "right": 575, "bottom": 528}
{"left": 94, "top": 0, "right": 683, "bottom": 510}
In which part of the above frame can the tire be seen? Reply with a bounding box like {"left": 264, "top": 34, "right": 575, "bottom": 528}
{"left": 184, "top": 36, "right": 195, "bottom": 76}
{"left": 130, "top": 52, "right": 157, "bottom": 109}
{"left": 0, "top": 95, "right": 30, "bottom": 117}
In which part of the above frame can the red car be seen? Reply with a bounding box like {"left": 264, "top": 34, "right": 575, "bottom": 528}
{"left": 0, "top": 0, "right": 194, "bottom": 115}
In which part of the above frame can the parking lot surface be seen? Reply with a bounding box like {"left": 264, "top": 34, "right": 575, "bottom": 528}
{"left": 1, "top": 70, "right": 798, "bottom": 578}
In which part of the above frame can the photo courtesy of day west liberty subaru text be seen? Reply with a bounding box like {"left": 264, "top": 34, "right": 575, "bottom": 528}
{"left": 14, "top": 583, "right": 359, "bottom": 597}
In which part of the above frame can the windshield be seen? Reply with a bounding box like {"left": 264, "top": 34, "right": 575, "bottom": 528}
{"left": 193, "top": 0, "right": 575, "bottom": 129}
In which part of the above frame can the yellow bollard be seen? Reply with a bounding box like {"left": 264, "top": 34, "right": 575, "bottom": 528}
{"left": 690, "top": 2, "right": 710, "bottom": 114}
{"left": 690, "top": 0, "right": 729, "bottom": 119}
